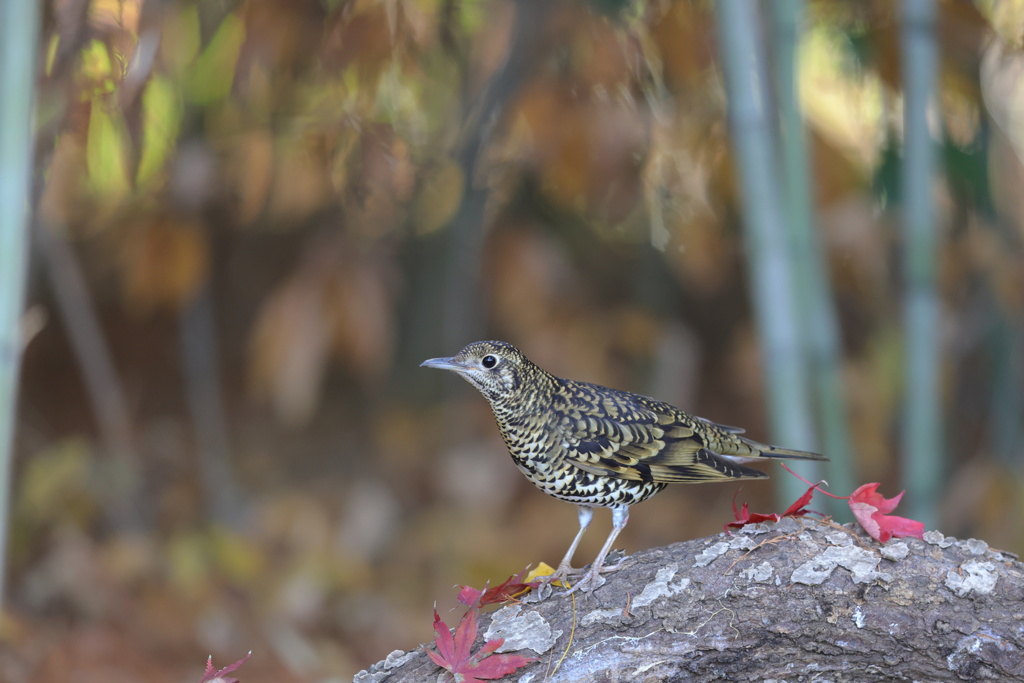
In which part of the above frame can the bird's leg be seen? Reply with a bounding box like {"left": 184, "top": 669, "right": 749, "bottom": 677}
{"left": 551, "top": 506, "right": 593, "bottom": 584}
{"left": 569, "top": 505, "right": 629, "bottom": 593}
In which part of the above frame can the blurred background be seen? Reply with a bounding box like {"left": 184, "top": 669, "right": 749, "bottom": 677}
{"left": 2, "top": 0, "right": 1024, "bottom": 680}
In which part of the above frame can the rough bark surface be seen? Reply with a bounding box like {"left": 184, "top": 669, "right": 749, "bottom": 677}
{"left": 353, "top": 519, "right": 1024, "bottom": 682}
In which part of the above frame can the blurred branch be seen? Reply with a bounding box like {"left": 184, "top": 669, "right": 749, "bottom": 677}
{"left": 0, "top": 0, "right": 40, "bottom": 614}
{"left": 438, "top": 0, "right": 555, "bottom": 350}
{"left": 900, "top": 0, "right": 941, "bottom": 528}
{"left": 770, "top": 0, "right": 855, "bottom": 516}
{"left": 35, "top": 222, "right": 144, "bottom": 532}
{"left": 180, "top": 283, "right": 245, "bottom": 529}
{"left": 714, "top": 0, "right": 819, "bottom": 505}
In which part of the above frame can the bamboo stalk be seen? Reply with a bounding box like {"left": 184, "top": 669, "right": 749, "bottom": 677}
{"left": 987, "top": 316, "right": 1024, "bottom": 470}
{"left": 770, "top": 0, "right": 856, "bottom": 515}
{"left": 36, "top": 222, "right": 144, "bottom": 531}
{"left": 714, "top": 0, "right": 820, "bottom": 506}
{"left": 0, "top": 0, "right": 41, "bottom": 613}
{"left": 180, "top": 284, "right": 245, "bottom": 528}
{"left": 900, "top": 0, "right": 941, "bottom": 528}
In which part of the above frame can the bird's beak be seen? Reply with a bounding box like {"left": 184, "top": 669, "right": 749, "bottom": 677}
{"left": 420, "top": 356, "right": 469, "bottom": 372}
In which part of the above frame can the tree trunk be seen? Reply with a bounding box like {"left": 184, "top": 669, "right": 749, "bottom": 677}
{"left": 353, "top": 518, "right": 1024, "bottom": 682}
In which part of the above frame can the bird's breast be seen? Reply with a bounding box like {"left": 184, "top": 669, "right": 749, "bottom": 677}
{"left": 496, "top": 419, "right": 556, "bottom": 469}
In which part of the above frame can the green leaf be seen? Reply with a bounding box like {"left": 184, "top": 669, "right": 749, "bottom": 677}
{"left": 86, "top": 99, "right": 131, "bottom": 200}
{"left": 183, "top": 14, "right": 246, "bottom": 105}
{"left": 137, "top": 75, "right": 182, "bottom": 185}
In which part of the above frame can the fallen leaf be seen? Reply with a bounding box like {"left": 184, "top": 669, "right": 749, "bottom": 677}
{"left": 848, "top": 483, "right": 926, "bottom": 543}
{"left": 199, "top": 651, "right": 251, "bottom": 683}
{"left": 725, "top": 481, "right": 821, "bottom": 532}
{"left": 523, "top": 562, "right": 556, "bottom": 583}
{"left": 428, "top": 608, "right": 535, "bottom": 682}
{"left": 524, "top": 561, "right": 569, "bottom": 588}
{"left": 728, "top": 466, "right": 926, "bottom": 545}
{"left": 457, "top": 568, "right": 540, "bottom": 607}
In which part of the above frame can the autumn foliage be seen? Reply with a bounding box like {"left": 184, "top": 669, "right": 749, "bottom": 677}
{"left": 428, "top": 607, "right": 535, "bottom": 682}
{"left": 6, "top": 1, "right": 1020, "bottom": 682}
{"left": 728, "top": 467, "right": 925, "bottom": 545}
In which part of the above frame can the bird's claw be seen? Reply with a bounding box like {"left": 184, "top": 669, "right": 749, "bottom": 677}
{"left": 598, "top": 556, "right": 627, "bottom": 573}
{"left": 552, "top": 556, "right": 627, "bottom": 593}
{"left": 565, "top": 568, "right": 606, "bottom": 594}
{"left": 547, "top": 564, "right": 582, "bottom": 588}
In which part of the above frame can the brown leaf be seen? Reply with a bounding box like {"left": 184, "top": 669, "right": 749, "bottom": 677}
{"left": 413, "top": 157, "right": 465, "bottom": 235}
{"left": 329, "top": 257, "right": 396, "bottom": 382}
{"left": 324, "top": 4, "right": 401, "bottom": 80}
{"left": 267, "top": 141, "right": 331, "bottom": 219}
{"left": 248, "top": 269, "right": 333, "bottom": 427}
{"left": 648, "top": 1, "right": 715, "bottom": 94}
{"left": 120, "top": 218, "right": 209, "bottom": 314}
{"left": 229, "top": 127, "right": 274, "bottom": 224}
{"left": 39, "top": 118, "right": 90, "bottom": 227}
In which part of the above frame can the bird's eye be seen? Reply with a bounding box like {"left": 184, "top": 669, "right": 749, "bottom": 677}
{"left": 481, "top": 354, "right": 498, "bottom": 369}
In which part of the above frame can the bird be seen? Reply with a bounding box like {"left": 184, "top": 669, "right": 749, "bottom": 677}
{"left": 421, "top": 340, "right": 826, "bottom": 592}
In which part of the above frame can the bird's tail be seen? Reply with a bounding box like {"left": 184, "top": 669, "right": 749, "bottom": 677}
{"left": 740, "top": 438, "right": 827, "bottom": 461}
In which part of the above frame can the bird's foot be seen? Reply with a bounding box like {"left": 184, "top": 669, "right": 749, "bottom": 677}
{"left": 548, "top": 562, "right": 583, "bottom": 588}
{"left": 596, "top": 554, "right": 628, "bottom": 573}
{"left": 565, "top": 566, "right": 606, "bottom": 594}
{"left": 559, "top": 554, "right": 628, "bottom": 593}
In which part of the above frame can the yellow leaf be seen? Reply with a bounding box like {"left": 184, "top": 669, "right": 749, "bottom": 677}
{"left": 166, "top": 532, "right": 210, "bottom": 598}
{"left": 45, "top": 34, "right": 59, "bottom": 76}
{"left": 209, "top": 526, "right": 266, "bottom": 586}
{"left": 16, "top": 439, "right": 96, "bottom": 525}
{"left": 526, "top": 561, "right": 566, "bottom": 587}
{"left": 80, "top": 40, "right": 115, "bottom": 93}
{"left": 798, "top": 26, "right": 885, "bottom": 172}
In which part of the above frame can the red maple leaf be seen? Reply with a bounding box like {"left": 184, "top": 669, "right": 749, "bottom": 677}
{"left": 724, "top": 480, "right": 821, "bottom": 531}
{"left": 730, "top": 465, "right": 926, "bottom": 544}
{"left": 457, "top": 568, "right": 540, "bottom": 607}
{"left": 428, "top": 608, "right": 535, "bottom": 682}
{"left": 848, "top": 483, "right": 925, "bottom": 543}
{"left": 199, "top": 652, "right": 251, "bottom": 683}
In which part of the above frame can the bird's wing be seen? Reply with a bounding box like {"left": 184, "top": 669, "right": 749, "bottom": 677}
{"left": 696, "top": 416, "right": 746, "bottom": 434}
{"left": 553, "top": 387, "right": 767, "bottom": 484}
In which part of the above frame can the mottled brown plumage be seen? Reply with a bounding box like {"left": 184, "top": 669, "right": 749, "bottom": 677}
{"left": 422, "top": 340, "right": 826, "bottom": 592}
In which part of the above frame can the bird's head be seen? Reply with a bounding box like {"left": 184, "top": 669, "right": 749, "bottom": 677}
{"left": 420, "top": 340, "right": 548, "bottom": 405}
